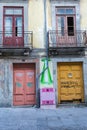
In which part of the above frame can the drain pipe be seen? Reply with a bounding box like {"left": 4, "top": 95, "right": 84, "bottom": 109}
{"left": 44, "top": 0, "right": 49, "bottom": 66}
{"left": 38, "top": 0, "right": 48, "bottom": 77}
{"left": 36, "top": 0, "right": 49, "bottom": 108}
{"left": 37, "top": 0, "right": 48, "bottom": 80}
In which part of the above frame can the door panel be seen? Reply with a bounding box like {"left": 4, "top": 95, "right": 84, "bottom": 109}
{"left": 14, "top": 95, "right": 24, "bottom": 105}
{"left": 14, "top": 16, "right": 23, "bottom": 46}
{"left": 25, "top": 70, "right": 36, "bottom": 104}
{"left": 58, "top": 63, "right": 84, "bottom": 104}
{"left": 56, "top": 15, "right": 76, "bottom": 46}
{"left": 56, "top": 16, "right": 66, "bottom": 45}
{"left": 13, "top": 64, "right": 36, "bottom": 106}
{"left": 57, "top": 16, "right": 65, "bottom": 36}
{"left": 15, "top": 17, "right": 22, "bottom": 37}
{"left": 25, "top": 70, "right": 35, "bottom": 94}
{"left": 25, "top": 95, "right": 36, "bottom": 105}
{"left": 4, "top": 16, "right": 13, "bottom": 46}
{"left": 66, "top": 16, "right": 76, "bottom": 45}
{"left": 5, "top": 17, "right": 12, "bottom": 36}
{"left": 67, "top": 17, "right": 74, "bottom": 36}
{"left": 13, "top": 71, "right": 24, "bottom": 105}
{"left": 3, "top": 7, "right": 24, "bottom": 47}
{"left": 14, "top": 71, "right": 24, "bottom": 94}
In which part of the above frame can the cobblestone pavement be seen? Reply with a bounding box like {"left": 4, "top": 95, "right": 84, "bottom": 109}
{"left": 0, "top": 106, "right": 87, "bottom": 130}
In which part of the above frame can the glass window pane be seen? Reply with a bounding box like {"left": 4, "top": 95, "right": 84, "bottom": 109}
{"left": 57, "top": 9, "right": 65, "bottom": 14}
{"left": 15, "top": 17, "right": 22, "bottom": 37}
{"left": 56, "top": 8, "right": 75, "bottom": 14}
{"left": 5, "top": 17, "right": 12, "bottom": 36}
{"left": 14, "top": 9, "right": 22, "bottom": 15}
{"left": 58, "top": 17, "right": 64, "bottom": 36}
{"left": 67, "top": 17, "right": 74, "bottom": 36}
{"left": 5, "top": 9, "right": 14, "bottom": 14}
{"left": 66, "top": 9, "right": 74, "bottom": 14}
{"left": 5, "top": 8, "right": 22, "bottom": 15}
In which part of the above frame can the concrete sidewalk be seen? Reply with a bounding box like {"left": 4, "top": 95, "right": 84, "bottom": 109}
{"left": 0, "top": 106, "right": 87, "bottom": 130}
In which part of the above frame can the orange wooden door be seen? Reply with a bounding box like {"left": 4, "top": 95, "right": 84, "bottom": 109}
{"left": 58, "top": 62, "right": 84, "bottom": 104}
{"left": 13, "top": 64, "right": 36, "bottom": 106}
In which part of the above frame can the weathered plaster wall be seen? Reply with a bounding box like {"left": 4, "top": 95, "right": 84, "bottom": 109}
{"left": 0, "top": 58, "right": 39, "bottom": 107}
{"left": 46, "top": 0, "right": 52, "bottom": 30}
{"left": 80, "top": 0, "right": 87, "bottom": 30}
{"left": 0, "top": 60, "right": 13, "bottom": 106}
{"left": 29, "top": 0, "right": 44, "bottom": 48}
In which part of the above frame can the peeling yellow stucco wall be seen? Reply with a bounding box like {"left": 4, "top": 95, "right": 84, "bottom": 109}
{"left": 28, "top": 0, "right": 52, "bottom": 48}
{"left": 28, "top": 0, "right": 87, "bottom": 47}
{"left": 28, "top": 0, "right": 44, "bottom": 48}
{"left": 80, "top": 0, "right": 87, "bottom": 30}
{"left": 46, "top": 0, "right": 52, "bottom": 30}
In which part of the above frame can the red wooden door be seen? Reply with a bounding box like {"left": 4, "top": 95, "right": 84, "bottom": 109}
{"left": 13, "top": 64, "right": 36, "bottom": 106}
{"left": 3, "top": 7, "right": 24, "bottom": 47}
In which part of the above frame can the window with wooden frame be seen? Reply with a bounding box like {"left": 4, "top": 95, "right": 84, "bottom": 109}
{"left": 3, "top": 6, "right": 24, "bottom": 46}
{"left": 56, "top": 7, "right": 76, "bottom": 36}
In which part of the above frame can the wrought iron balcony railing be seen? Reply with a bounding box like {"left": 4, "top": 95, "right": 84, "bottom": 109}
{"left": 0, "top": 31, "right": 33, "bottom": 48}
{"left": 48, "top": 30, "right": 87, "bottom": 48}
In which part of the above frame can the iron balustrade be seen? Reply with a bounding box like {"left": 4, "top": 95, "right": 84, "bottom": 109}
{"left": 0, "top": 31, "right": 33, "bottom": 48}
{"left": 48, "top": 30, "right": 87, "bottom": 47}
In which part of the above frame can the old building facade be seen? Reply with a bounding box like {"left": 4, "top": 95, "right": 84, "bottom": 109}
{"left": 0, "top": 0, "right": 40, "bottom": 106}
{"left": 0, "top": 0, "right": 87, "bottom": 108}
{"left": 47, "top": 0, "right": 87, "bottom": 106}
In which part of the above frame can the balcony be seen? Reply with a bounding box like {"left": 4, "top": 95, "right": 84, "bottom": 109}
{"left": 48, "top": 30, "right": 87, "bottom": 56}
{"left": 0, "top": 31, "right": 33, "bottom": 56}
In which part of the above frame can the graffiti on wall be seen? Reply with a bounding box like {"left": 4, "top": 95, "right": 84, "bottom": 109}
{"left": 40, "top": 58, "right": 53, "bottom": 85}
{"left": 61, "top": 81, "right": 79, "bottom": 88}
